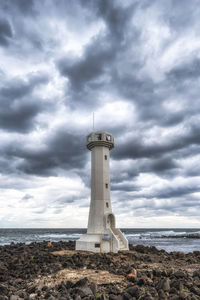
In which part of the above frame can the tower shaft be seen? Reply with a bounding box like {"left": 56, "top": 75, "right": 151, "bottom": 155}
{"left": 87, "top": 146, "right": 112, "bottom": 234}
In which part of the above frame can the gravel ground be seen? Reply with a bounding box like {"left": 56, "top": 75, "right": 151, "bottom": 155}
{"left": 0, "top": 241, "right": 200, "bottom": 299}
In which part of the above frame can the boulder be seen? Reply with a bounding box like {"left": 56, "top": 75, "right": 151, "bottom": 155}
{"left": 157, "top": 278, "right": 170, "bottom": 292}
{"left": 0, "top": 284, "right": 8, "bottom": 295}
{"left": 125, "top": 286, "right": 140, "bottom": 298}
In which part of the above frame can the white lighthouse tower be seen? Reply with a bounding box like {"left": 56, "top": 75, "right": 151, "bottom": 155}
{"left": 76, "top": 131, "right": 129, "bottom": 253}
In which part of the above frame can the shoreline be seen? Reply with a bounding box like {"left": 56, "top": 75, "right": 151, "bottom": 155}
{"left": 0, "top": 241, "right": 200, "bottom": 299}
{"left": 1, "top": 228, "right": 200, "bottom": 254}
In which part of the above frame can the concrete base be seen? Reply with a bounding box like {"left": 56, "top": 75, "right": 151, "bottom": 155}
{"left": 75, "top": 229, "right": 129, "bottom": 253}
{"left": 75, "top": 234, "right": 110, "bottom": 253}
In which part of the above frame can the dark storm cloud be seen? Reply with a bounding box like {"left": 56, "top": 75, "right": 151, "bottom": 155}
{"left": 0, "top": 101, "right": 42, "bottom": 132}
{"left": 147, "top": 156, "right": 178, "bottom": 172}
{"left": 111, "top": 167, "right": 139, "bottom": 185}
{"left": 56, "top": 0, "right": 137, "bottom": 107}
{"left": 0, "top": 157, "right": 15, "bottom": 175}
{"left": 57, "top": 35, "right": 113, "bottom": 90}
{"left": 57, "top": 36, "right": 113, "bottom": 108}
{"left": 115, "top": 181, "right": 200, "bottom": 206}
{"left": 114, "top": 190, "right": 200, "bottom": 217}
{"left": 0, "top": 0, "right": 200, "bottom": 225}
{"left": 112, "top": 69, "right": 191, "bottom": 129}
{"left": 111, "top": 156, "right": 180, "bottom": 183}
{"left": 153, "top": 185, "right": 200, "bottom": 199}
{"left": 113, "top": 123, "right": 200, "bottom": 161}
{"left": 123, "top": 183, "right": 200, "bottom": 201}
{"left": 168, "top": 58, "right": 200, "bottom": 81}
{"left": 113, "top": 137, "right": 168, "bottom": 160}
{"left": 130, "top": 156, "right": 179, "bottom": 176}
{"left": 0, "top": 0, "right": 47, "bottom": 60}
{"left": 184, "top": 165, "right": 200, "bottom": 177}
{"left": 166, "top": 0, "right": 200, "bottom": 31}
{"left": 0, "top": 18, "right": 12, "bottom": 46}
{"left": 110, "top": 156, "right": 179, "bottom": 192}
{"left": 12, "top": 0, "right": 35, "bottom": 15}
{"left": 0, "top": 73, "right": 49, "bottom": 132}
{"left": 96, "top": 1, "right": 200, "bottom": 130}
{"left": 1, "top": 0, "right": 35, "bottom": 16}
{"left": 112, "top": 182, "right": 140, "bottom": 192}
{"left": 2, "top": 129, "right": 87, "bottom": 176}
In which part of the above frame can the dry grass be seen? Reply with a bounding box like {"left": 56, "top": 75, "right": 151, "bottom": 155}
{"left": 33, "top": 268, "right": 125, "bottom": 290}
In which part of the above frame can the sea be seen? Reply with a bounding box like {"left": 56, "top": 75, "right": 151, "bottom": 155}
{"left": 0, "top": 228, "right": 200, "bottom": 254}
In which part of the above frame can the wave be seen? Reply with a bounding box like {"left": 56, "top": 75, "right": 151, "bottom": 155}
{"left": 125, "top": 230, "right": 200, "bottom": 239}
{"left": 37, "top": 233, "right": 81, "bottom": 239}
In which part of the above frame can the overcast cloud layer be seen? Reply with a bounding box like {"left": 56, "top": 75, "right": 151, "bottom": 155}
{"left": 0, "top": 0, "right": 200, "bottom": 228}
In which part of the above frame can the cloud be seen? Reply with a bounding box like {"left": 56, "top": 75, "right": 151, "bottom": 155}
{"left": 0, "top": 0, "right": 200, "bottom": 227}
{"left": 168, "top": 58, "right": 200, "bottom": 81}
{"left": 0, "top": 72, "right": 49, "bottom": 132}
{"left": 0, "top": 128, "right": 87, "bottom": 177}
{"left": 21, "top": 194, "right": 34, "bottom": 201}
{"left": 152, "top": 185, "right": 200, "bottom": 200}
{"left": 1, "top": 0, "right": 35, "bottom": 16}
{"left": 0, "top": 18, "right": 13, "bottom": 46}
{"left": 56, "top": 0, "right": 137, "bottom": 108}
{"left": 113, "top": 123, "right": 200, "bottom": 162}
{"left": 57, "top": 34, "right": 113, "bottom": 89}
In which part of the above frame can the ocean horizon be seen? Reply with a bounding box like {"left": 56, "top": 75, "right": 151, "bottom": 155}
{"left": 0, "top": 228, "right": 200, "bottom": 254}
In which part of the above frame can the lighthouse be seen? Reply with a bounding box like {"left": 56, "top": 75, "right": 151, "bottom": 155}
{"left": 76, "top": 131, "right": 129, "bottom": 253}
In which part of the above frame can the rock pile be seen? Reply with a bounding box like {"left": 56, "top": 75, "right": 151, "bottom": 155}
{"left": 0, "top": 241, "right": 200, "bottom": 299}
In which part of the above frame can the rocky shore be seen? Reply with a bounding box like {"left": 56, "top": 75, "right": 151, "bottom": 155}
{"left": 0, "top": 241, "right": 200, "bottom": 300}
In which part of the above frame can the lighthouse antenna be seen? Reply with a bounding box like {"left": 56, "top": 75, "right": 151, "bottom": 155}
{"left": 93, "top": 112, "right": 95, "bottom": 131}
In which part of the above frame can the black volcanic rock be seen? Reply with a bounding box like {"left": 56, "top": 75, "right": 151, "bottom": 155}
{"left": 0, "top": 241, "right": 199, "bottom": 299}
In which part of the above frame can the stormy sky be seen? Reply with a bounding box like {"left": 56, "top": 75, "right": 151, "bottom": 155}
{"left": 0, "top": 0, "right": 200, "bottom": 228}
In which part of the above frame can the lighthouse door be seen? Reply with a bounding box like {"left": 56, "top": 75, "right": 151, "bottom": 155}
{"left": 107, "top": 214, "right": 115, "bottom": 230}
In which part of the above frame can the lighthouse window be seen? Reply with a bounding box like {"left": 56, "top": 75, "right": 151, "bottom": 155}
{"left": 102, "top": 234, "right": 110, "bottom": 241}
{"left": 106, "top": 202, "right": 109, "bottom": 208}
{"left": 104, "top": 155, "right": 107, "bottom": 160}
{"left": 95, "top": 134, "right": 101, "bottom": 141}
{"left": 105, "top": 183, "right": 108, "bottom": 188}
{"left": 106, "top": 135, "right": 111, "bottom": 141}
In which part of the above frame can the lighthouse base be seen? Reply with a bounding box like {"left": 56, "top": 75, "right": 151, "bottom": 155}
{"left": 76, "top": 234, "right": 110, "bottom": 253}
{"left": 75, "top": 229, "right": 129, "bottom": 253}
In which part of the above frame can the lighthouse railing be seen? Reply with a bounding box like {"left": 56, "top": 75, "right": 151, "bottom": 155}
{"left": 107, "top": 227, "right": 119, "bottom": 253}
{"left": 112, "top": 228, "right": 129, "bottom": 250}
